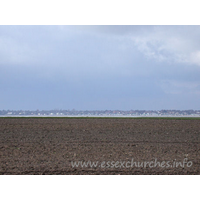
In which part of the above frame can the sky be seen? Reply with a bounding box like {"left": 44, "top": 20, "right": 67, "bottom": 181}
{"left": 1, "top": 25, "right": 200, "bottom": 110}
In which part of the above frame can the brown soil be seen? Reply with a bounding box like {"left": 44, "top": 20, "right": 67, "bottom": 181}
{"left": 0, "top": 118, "right": 199, "bottom": 175}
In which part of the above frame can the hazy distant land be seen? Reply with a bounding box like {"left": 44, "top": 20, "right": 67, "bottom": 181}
{"left": 1, "top": 109, "right": 200, "bottom": 117}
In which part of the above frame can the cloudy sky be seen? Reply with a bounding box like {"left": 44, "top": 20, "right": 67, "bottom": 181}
{"left": 1, "top": 25, "right": 200, "bottom": 110}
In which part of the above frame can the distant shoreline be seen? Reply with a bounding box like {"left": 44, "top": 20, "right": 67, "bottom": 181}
{"left": 1, "top": 115, "right": 200, "bottom": 120}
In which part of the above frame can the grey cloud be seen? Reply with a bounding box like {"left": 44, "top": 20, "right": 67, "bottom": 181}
{"left": 1, "top": 25, "right": 200, "bottom": 110}
{"left": 130, "top": 26, "right": 200, "bottom": 66}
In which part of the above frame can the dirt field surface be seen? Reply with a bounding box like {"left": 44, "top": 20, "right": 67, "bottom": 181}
{"left": 0, "top": 117, "right": 199, "bottom": 175}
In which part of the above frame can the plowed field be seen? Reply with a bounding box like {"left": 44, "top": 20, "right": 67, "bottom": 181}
{"left": 0, "top": 118, "right": 199, "bottom": 174}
